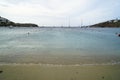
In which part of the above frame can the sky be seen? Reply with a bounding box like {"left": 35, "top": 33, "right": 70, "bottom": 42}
{"left": 0, "top": 0, "right": 120, "bottom": 26}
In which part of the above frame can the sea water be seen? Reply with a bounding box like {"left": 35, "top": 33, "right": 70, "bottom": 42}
{"left": 0, "top": 27, "right": 120, "bottom": 64}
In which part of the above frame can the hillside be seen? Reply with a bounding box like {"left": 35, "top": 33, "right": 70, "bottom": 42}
{"left": 90, "top": 19, "right": 120, "bottom": 28}
{"left": 0, "top": 16, "right": 38, "bottom": 27}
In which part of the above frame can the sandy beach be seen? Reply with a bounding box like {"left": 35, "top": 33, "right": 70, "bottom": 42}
{"left": 0, "top": 64, "right": 120, "bottom": 80}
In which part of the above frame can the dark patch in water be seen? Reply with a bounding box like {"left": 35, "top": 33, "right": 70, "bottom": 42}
{"left": 118, "top": 34, "right": 120, "bottom": 37}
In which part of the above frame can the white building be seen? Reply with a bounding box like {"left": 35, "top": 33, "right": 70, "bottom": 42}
{"left": 0, "top": 16, "right": 9, "bottom": 24}
{"left": 114, "top": 19, "right": 118, "bottom": 23}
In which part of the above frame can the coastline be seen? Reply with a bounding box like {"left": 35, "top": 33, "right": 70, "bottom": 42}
{"left": 0, "top": 62, "right": 120, "bottom": 67}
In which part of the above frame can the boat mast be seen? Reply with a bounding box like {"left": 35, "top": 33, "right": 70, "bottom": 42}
{"left": 68, "top": 17, "right": 70, "bottom": 27}
{"left": 81, "top": 19, "right": 83, "bottom": 27}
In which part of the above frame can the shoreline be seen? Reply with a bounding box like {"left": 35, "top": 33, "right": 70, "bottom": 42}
{"left": 0, "top": 62, "right": 120, "bottom": 67}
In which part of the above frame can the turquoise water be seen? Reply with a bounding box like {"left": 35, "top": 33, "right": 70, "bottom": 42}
{"left": 0, "top": 27, "right": 120, "bottom": 64}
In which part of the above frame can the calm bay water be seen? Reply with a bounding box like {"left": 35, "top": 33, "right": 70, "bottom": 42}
{"left": 0, "top": 27, "right": 120, "bottom": 64}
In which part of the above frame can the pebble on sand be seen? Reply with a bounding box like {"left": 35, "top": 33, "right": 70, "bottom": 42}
{"left": 0, "top": 70, "right": 3, "bottom": 73}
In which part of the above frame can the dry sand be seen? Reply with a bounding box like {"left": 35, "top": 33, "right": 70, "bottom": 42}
{"left": 0, "top": 63, "right": 120, "bottom": 80}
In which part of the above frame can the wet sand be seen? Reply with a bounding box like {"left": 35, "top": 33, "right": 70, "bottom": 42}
{"left": 0, "top": 64, "right": 120, "bottom": 80}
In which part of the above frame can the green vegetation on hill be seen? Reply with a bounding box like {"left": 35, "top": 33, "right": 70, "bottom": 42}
{"left": 90, "top": 19, "right": 120, "bottom": 28}
{"left": 0, "top": 16, "right": 38, "bottom": 27}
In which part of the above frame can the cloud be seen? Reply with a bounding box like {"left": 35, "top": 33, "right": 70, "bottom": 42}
{"left": 0, "top": 0, "right": 89, "bottom": 16}
{"left": 0, "top": 0, "right": 120, "bottom": 26}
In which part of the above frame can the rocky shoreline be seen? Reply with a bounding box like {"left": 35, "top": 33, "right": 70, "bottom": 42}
{"left": 90, "top": 19, "right": 120, "bottom": 28}
{"left": 0, "top": 16, "right": 38, "bottom": 27}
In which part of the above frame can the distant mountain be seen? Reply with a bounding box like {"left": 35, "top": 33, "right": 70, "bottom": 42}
{"left": 0, "top": 16, "right": 38, "bottom": 27}
{"left": 90, "top": 19, "right": 120, "bottom": 28}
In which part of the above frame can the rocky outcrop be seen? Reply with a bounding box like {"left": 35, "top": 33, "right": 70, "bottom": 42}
{"left": 0, "top": 16, "right": 38, "bottom": 27}
{"left": 90, "top": 19, "right": 120, "bottom": 28}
